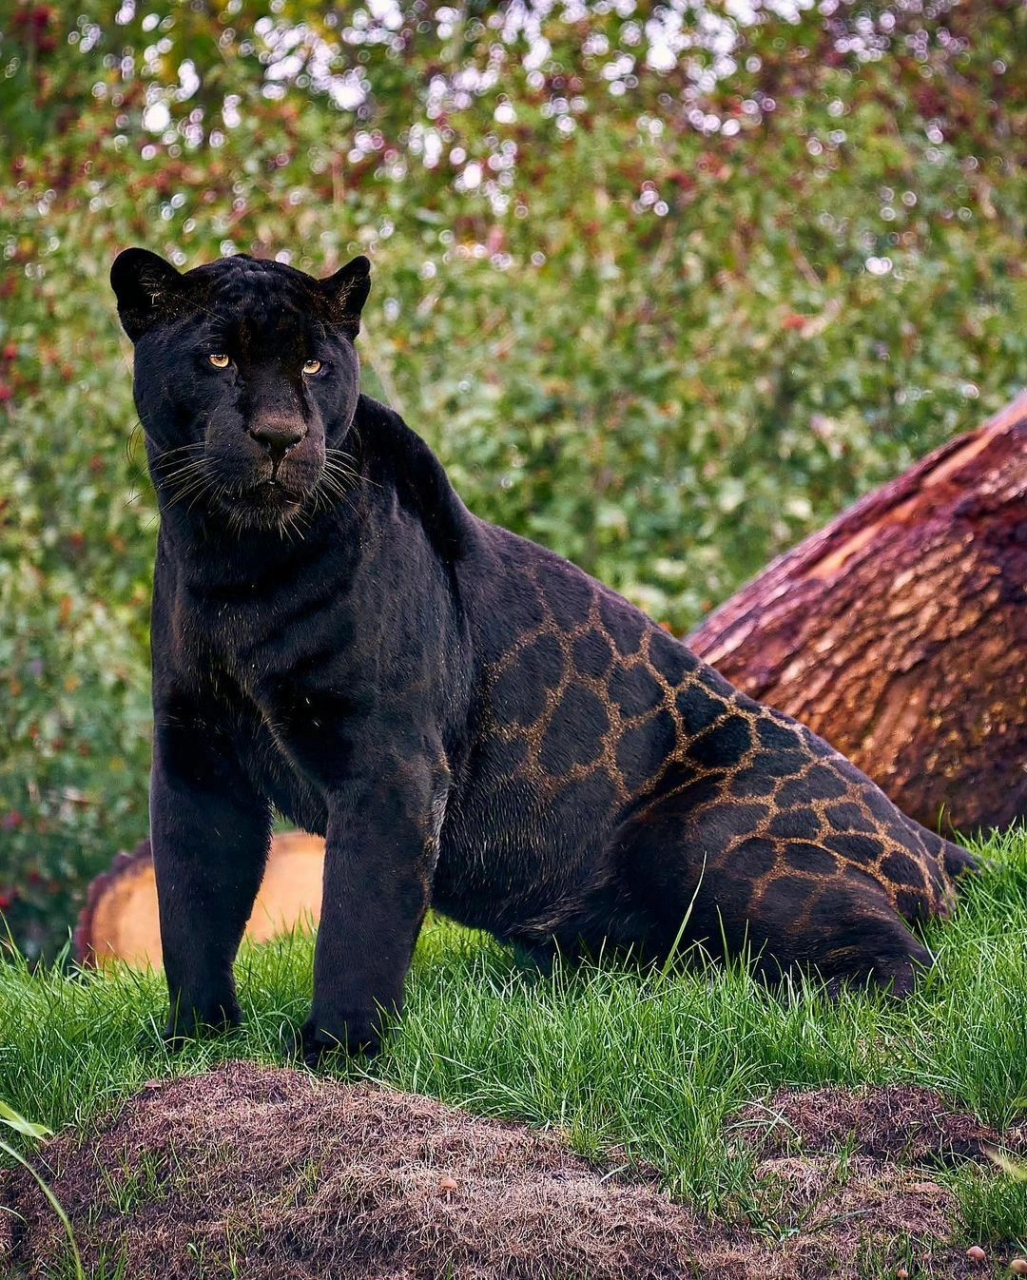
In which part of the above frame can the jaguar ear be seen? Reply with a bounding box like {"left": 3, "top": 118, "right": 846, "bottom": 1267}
{"left": 319, "top": 255, "right": 371, "bottom": 338}
{"left": 110, "top": 248, "right": 190, "bottom": 343}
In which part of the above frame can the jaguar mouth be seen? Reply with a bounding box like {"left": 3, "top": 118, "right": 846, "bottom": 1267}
{"left": 228, "top": 474, "right": 310, "bottom": 529}
{"left": 245, "top": 478, "right": 301, "bottom": 499}
{"left": 238, "top": 460, "right": 311, "bottom": 502}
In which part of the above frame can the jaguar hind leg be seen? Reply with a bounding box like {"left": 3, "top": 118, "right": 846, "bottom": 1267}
{"left": 617, "top": 802, "right": 935, "bottom": 997}
{"left": 779, "top": 884, "right": 935, "bottom": 998}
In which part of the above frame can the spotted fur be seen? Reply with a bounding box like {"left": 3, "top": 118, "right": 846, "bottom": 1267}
{"left": 111, "top": 250, "right": 975, "bottom": 1063}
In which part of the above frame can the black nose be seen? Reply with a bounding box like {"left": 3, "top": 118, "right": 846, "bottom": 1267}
{"left": 249, "top": 417, "right": 306, "bottom": 463}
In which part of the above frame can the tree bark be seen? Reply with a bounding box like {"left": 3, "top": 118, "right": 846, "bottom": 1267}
{"left": 688, "top": 390, "right": 1027, "bottom": 834}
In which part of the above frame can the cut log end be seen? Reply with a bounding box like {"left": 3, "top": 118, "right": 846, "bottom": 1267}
{"left": 75, "top": 832, "right": 327, "bottom": 969}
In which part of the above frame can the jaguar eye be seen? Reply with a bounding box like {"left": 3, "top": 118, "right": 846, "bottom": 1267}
{"left": 208, "top": 353, "right": 230, "bottom": 369}
{"left": 302, "top": 358, "right": 323, "bottom": 376}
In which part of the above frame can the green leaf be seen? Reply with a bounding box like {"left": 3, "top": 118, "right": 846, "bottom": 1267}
{"left": 0, "top": 1099, "right": 52, "bottom": 1141}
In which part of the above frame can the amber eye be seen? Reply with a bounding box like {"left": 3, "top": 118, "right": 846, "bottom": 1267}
{"left": 208, "top": 353, "right": 230, "bottom": 369}
{"left": 302, "top": 358, "right": 323, "bottom": 376}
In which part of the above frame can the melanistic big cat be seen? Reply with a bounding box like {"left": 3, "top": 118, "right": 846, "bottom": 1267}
{"left": 111, "top": 249, "right": 975, "bottom": 1063}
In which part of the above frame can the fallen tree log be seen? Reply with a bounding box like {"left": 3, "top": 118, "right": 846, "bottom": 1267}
{"left": 75, "top": 831, "right": 326, "bottom": 968}
{"left": 688, "top": 390, "right": 1027, "bottom": 833}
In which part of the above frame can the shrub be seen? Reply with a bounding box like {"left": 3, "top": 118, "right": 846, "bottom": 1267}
{"left": 1, "top": 2, "right": 1023, "bottom": 956}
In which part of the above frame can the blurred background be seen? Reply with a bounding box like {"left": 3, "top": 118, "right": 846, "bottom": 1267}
{"left": 0, "top": 0, "right": 1023, "bottom": 959}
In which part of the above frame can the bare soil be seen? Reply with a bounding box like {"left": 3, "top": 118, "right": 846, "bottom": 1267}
{"left": 733, "top": 1083, "right": 1027, "bottom": 1167}
{"left": 1, "top": 1063, "right": 1023, "bottom": 1279}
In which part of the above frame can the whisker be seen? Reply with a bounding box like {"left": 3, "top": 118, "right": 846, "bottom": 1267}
{"left": 151, "top": 443, "right": 208, "bottom": 473}
{"left": 163, "top": 466, "right": 213, "bottom": 502}
{"left": 158, "top": 460, "right": 210, "bottom": 488}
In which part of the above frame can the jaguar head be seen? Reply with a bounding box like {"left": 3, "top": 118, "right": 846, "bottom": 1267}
{"left": 111, "top": 249, "right": 370, "bottom": 532}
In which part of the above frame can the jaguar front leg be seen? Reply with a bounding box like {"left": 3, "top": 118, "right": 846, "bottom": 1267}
{"left": 150, "top": 717, "right": 273, "bottom": 1043}
{"left": 295, "top": 749, "right": 444, "bottom": 1064}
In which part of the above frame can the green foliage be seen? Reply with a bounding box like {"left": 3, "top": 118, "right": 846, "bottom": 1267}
{"left": 951, "top": 1164, "right": 1027, "bottom": 1250}
{"left": 0, "top": 1098, "right": 84, "bottom": 1280}
{"left": 1, "top": 2, "right": 1024, "bottom": 955}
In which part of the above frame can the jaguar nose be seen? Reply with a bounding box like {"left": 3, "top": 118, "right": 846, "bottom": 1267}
{"left": 249, "top": 416, "right": 306, "bottom": 463}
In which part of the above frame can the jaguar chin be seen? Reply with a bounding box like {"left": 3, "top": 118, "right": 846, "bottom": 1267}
{"left": 226, "top": 481, "right": 306, "bottom": 532}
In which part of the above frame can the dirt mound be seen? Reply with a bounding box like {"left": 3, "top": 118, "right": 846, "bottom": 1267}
{"left": 1, "top": 1065, "right": 1020, "bottom": 1279}
{"left": 734, "top": 1083, "right": 1027, "bottom": 1167}
{"left": 1, "top": 1062, "right": 747, "bottom": 1280}
{"left": 751, "top": 1155, "right": 960, "bottom": 1278}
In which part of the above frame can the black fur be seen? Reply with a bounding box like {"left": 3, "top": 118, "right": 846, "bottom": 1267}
{"left": 111, "top": 251, "right": 975, "bottom": 1063}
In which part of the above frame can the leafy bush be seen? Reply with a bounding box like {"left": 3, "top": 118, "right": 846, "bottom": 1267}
{"left": 1, "top": 1, "right": 1024, "bottom": 956}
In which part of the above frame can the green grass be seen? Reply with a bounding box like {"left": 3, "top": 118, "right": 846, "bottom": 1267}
{"left": 1, "top": 826, "right": 1026, "bottom": 1274}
